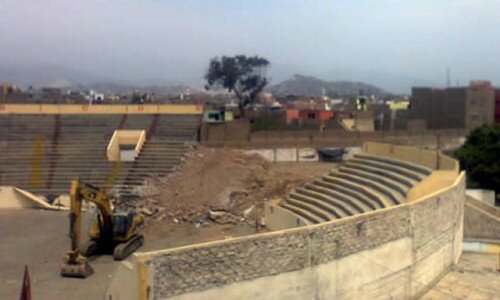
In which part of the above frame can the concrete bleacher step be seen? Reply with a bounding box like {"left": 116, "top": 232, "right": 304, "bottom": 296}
{"left": 322, "top": 175, "right": 389, "bottom": 208}
{"left": 343, "top": 161, "right": 417, "bottom": 188}
{"left": 291, "top": 190, "right": 348, "bottom": 219}
{"left": 279, "top": 202, "right": 324, "bottom": 224}
{"left": 330, "top": 171, "right": 403, "bottom": 205}
{"left": 0, "top": 114, "right": 200, "bottom": 196}
{"left": 275, "top": 152, "right": 437, "bottom": 224}
{"left": 354, "top": 153, "right": 433, "bottom": 176}
{"left": 349, "top": 158, "right": 427, "bottom": 182}
{"left": 337, "top": 166, "right": 408, "bottom": 197}
{"left": 305, "top": 183, "right": 369, "bottom": 213}
{"left": 296, "top": 187, "right": 354, "bottom": 217}
{"left": 286, "top": 195, "right": 336, "bottom": 221}
{"left": 1, "top": 169, "right": 174, "bottom": 180}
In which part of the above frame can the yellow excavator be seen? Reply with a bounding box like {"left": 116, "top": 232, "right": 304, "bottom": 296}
{"left": 61, "top": 178, "right": 144, "bottom": 278}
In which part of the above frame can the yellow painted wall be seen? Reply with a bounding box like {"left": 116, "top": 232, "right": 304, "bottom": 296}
{"left": 362, "top": 141, "right": 459, "bottom": 172}
{"left": 407, "top": 170, "right": 457, "bottom": 202}
{"left": 0, "top": 104, "right": 203, "bottom": 115}
{"left": 136, "top": 131, "right": 146, "bottom": 154}
{"left": 341, "top": 117, "right": 374, "bottom": 132}
{"left": 107, "top": 130, "right": 146, "bottom": 161}
{"left": 107, "top": 131, "right": 120, "bottom": 161}
{"left": 341, "top": 119, "right": 355, "bottom": 131}
{"left": 388, "top": 101, "right": 409, "bottom": 111}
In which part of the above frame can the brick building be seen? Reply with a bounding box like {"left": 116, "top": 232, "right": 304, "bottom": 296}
{"left": 298, "top": 109, "right": 334, "bottom": 121}
{"left": 410, "top": 81, "right": 495, "bottom": 129}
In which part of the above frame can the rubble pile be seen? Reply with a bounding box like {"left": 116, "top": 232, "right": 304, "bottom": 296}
{"left": 120, "top": 146, "right": 314, "bottom": 226}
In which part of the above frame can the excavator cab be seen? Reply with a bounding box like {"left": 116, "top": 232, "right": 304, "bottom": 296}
{"left": 112, "top": 212, "right": 131, "bottom": 238}
{"left": 61, "top": 179, "right": 144, "bottom": 278}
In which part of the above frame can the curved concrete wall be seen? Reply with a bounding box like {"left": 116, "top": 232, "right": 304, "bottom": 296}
{"left": 106, "top": 144, "right": 465, "bottom": 300}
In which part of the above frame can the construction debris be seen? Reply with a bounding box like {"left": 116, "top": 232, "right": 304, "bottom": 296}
{"left": 118, "top": 146, "right": 334, "bottom": 226}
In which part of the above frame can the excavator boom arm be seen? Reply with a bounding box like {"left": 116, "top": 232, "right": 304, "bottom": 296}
{"left": 62, "top": 178, "right": 144, "bottom": 278}
{"left": 68, "top": 179, "right": 113, "bottom": 255}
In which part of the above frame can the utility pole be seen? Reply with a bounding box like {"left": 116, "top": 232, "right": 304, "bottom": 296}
{"left": 436, "top": 133, "right": 441, "bottom": 169}
{"left": 446, "top": 68, "right": 450, "bottom": 88}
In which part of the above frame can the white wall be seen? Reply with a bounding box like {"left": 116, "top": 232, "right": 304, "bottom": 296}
{"left": 466, "top": 189, "right": 496, "bottom": 206}
{"left": 244, "top": 148, "right": 318, "bottom": 162}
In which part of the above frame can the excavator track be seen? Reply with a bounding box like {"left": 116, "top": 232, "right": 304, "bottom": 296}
{"left": 61, "top": 253, "right": 94, "bottom": 278}
{"left": 113, "top": 234, "right": 144, "bottom": 261}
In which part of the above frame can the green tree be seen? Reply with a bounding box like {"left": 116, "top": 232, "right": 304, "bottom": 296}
{"left": 205, "top": 55, "right": 270, "bottom": 117}
{"left": 453, "top": 124, "right": 500, "bottom": 194}
{"left": 131, "top": 92, "right": 143, "bottom": 104}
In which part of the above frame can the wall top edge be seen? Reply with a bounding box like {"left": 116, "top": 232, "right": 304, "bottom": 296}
{"left": 0, "top": 104, "right": 204, "bottom": 115}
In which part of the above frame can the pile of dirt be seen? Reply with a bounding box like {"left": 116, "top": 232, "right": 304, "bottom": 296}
{"left": 121, "top": 146, "right": 321, "bottom": 226}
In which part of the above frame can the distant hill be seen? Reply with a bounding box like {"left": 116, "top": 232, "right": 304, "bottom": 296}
{"left": 0, "top": 65, "right": 99, "bottom": 88}
{"left": 74, "top": 82, "right": 197, "bottom": 95}
{"left": 0, "top": 65, "right": 198, "bottom": 95}
{"left": 269, "top": 74, "right": 386, "bottom": 97}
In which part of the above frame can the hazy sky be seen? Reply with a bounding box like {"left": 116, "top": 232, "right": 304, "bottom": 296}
{"left": 1, "top": 0, "right": 499, "bottom": 92}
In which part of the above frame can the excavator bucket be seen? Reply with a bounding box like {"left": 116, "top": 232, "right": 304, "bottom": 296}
{"left": 60, "top": 252, "right": 94, "bottom": 278}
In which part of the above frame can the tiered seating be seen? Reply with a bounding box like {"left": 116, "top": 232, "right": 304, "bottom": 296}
{"left": 279, "top": 153, "right": 433, "bottom": 224}
{"left": 0, "top": 114, "right": 201, "bottom": 199}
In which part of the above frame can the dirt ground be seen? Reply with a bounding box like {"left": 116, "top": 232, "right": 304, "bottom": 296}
{"left": 0, "top": 209, "right": 114, "bottom": 300}
{"left": 0, "top": 210, "right": 259, "bottom": 299}
{"left": 124, "top": 146, "right": 336, "bottom": 227}
{"left": 422, "top": 252, "right": 500, "bottom": 299}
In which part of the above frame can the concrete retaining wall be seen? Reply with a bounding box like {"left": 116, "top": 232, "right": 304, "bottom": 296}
{"left": 362, "top": 141, "right": 459, "bottom": 172}
{"left": 203, "top": 128, "right": 467, "bottom": 151}
{"left": 466, "top": 189, "right": 496, "bottom": 206}
{"left": 264, "top": 201, "right": 309, "bottom": 230}
{"left": 464, "top": 196, "right": 500, "bottom": 241}
{"left": 200, "top": 121, "right": 250, "bottom": 142}
{"left": 107, "top": 171, "right": 465, "bottom": 299}
{"left": 245, "top": 148, "right": 318, "bottom": 162}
